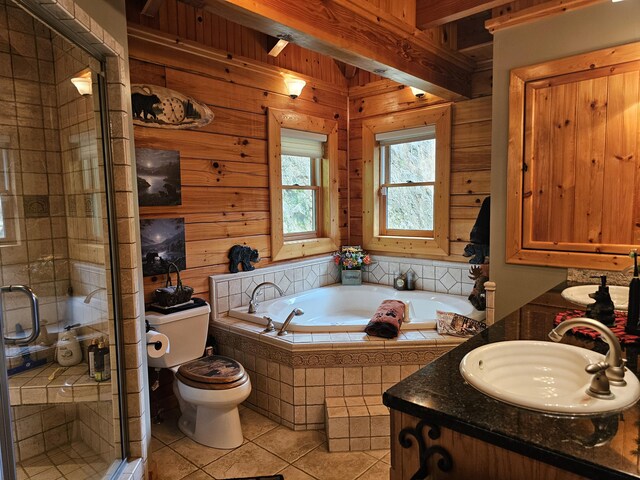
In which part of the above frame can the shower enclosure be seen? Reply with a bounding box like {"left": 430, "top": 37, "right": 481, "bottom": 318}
{"left": 0, "top": 1, "right": 128, "bottom": 478}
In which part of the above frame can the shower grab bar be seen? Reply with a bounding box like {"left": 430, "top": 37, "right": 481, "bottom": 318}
{"left": 1, "top": 285, "right": 40, "bottom": 345}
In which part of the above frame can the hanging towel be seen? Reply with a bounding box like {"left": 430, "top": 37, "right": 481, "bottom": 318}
{"left": 365, "top": 300, "right": 405, "bottom": 339}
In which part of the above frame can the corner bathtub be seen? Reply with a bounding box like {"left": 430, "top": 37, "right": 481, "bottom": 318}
{"left": 227, "top": 283, "right": 484, "bottom": 332}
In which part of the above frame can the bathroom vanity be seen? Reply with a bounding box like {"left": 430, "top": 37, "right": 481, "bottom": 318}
{"left": 384, "top": 284, "right": 640, "bottom": 480}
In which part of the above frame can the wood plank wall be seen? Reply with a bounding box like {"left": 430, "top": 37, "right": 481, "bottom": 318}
{"left": 127, "top": 0, "right": 493, "bottom": 301}
{"left": 348, "top": 68, "right": 492, "bottom": 260}
{"left": 127, "top": 5, "right": 349, "bottom": 301}
{"left": 126, "top": 0, "right": 347, "bottom": 87}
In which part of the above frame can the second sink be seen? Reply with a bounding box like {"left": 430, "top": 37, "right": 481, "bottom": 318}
{"left": 460, "top": 340, "right": 640, "bottom": 415}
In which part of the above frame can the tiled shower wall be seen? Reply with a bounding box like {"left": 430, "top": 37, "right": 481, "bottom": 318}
{"left": 210, "top": 254, "right": 477, "bottom": 318}
{"left": 1, "top": 1, "right": 148, "bottom": 476}
{"left": 0, "top": 1, "right": 69, "bottom": 347}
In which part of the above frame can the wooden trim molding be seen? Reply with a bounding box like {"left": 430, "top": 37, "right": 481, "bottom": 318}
{"left": 506, "top": 40, "right": 640, "bottom": 270}
{"left": 485, "top": 0, "right": 608, "bottom": 34}
{"left": 362, "top": 104, "right": 452, "bottom": 258}
{"left": 268, "top": 108, "right": 340, "bottom": 261}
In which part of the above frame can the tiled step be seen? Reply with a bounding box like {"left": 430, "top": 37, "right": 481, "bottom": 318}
{"left": 325, "top": 396, "right": 390, "bottom": 452}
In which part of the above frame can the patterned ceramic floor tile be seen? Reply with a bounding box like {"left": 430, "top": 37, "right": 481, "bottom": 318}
{"left": 293, "top": 443, "right": 377, "bottom": 480}
{"left": 253, "top": 426, "right": 325, "bottom": 463}
{"left": 203, "top": 442, "right": 287, "bottom": 479}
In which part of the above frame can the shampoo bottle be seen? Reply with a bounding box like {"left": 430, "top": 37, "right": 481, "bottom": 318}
{"left": 87, "top": 339, "right": 98, "bottom": 378}
{"left": 94, "top": 340, "right": 111, "bottom": 382}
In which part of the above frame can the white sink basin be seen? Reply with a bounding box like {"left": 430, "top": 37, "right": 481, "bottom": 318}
{"left": 561, "top": 285, "right": 629, "bottom": 311}
{"left": 460, "top": 341, "right": 640, "bottom": 415}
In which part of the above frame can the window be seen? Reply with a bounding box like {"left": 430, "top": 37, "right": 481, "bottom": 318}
{"left": 280, "top": 129, "right": 326, "bottom": 239}
{"left": 268, "top": 109, "right": 339, "bottom": 261}
{"left": 0, "top": 137, "right": 19, "bottom": 246}
{"left": 362, "top": 104, "right": 451, "bottom": 257}
{"left": 377, "top": 126, "right": 436, "bottom": 237}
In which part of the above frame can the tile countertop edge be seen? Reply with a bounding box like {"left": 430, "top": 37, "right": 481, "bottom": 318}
{"left": 382, "top": 316, "right": 640, "bottom": 480}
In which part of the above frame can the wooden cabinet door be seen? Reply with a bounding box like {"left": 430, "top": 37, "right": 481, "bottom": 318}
{"left": 506, "top": 41, "right": 640, "bottom": 270}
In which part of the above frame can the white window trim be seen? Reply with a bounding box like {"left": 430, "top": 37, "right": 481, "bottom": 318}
{"left": 362, "top": 103, "right": 452, "bottom": 257}
{"left": 268, "top": 108, "right": 340, "bottom": 262}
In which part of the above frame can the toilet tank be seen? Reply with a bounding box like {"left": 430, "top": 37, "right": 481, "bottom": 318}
{"left": 146, "top": 303, "right": 211, "bottom": 368}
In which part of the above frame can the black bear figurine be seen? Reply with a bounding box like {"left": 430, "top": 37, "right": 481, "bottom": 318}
{"left": 228, "top": 245, "right": 260, "bottom": 273}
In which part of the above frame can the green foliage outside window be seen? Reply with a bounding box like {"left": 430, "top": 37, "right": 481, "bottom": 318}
{"left": 282, "top": 155, "right": 316, "bottom": 234}
{"left": 385, "top": 139, "right": 435, "bottom": 232}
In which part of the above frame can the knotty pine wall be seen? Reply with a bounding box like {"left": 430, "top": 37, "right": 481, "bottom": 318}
{"left": 127, "top": 10, "right": 349, "bottom": 302}
{"left": 126, "top": 0, "right": 347, "bottom": 86}
{"left": 348, "top": 72, "right": 492, "bottom": 259}
{"left": 127, "top": 0, "right": 492, "bottom": 301}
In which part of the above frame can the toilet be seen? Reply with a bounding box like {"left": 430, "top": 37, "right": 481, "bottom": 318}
{"left": 146, "top": 303, "right": 251, "bottom": 449}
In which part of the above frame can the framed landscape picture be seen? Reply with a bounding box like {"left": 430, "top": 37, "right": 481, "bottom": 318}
{"left": 140, "top": 218, "right": 186, "bottom": 277}
{"left": 136, "top": 147, "right": 182, "bottom": 207}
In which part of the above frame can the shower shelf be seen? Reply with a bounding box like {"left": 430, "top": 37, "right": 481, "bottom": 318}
{"left": 7, "top": 362, "right": 111, "bottom": 406}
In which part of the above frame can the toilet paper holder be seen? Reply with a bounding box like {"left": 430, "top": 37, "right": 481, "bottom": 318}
{"left": 145, "top": 320, "right": 163, "bottom": 350}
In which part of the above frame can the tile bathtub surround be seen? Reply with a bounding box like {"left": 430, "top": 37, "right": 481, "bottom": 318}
{"left": 364, "top": 255, "right": 478, "bottom": 297}
{"left": 210, "top": 255, "right": 479, "bottom": 319}
{"left": 211, "top": 317, "right": 462, "bottom": 430}
{"left": 325, "top": 396, "right": 390, "bottom": 452}
{"left": 210, "top": 256, "right": 339, "bottom": 317}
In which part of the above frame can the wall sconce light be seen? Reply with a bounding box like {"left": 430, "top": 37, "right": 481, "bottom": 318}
{"left": 410, "top": 86, "right": 427, "bottom": 98}
{"left": 71, "top": 69, "right": 92, "bottom": 96}
{"left": 284, "top": 77, "right": 306, "bottom": 99}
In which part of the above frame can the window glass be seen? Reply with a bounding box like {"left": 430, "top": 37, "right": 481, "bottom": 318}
{"left": 386, "top": 185, "right": 434, "bottom": 231}
{"left": 282, "top": 155, "right": 312, "bottom": 186}
{"left": 388, "top": 139, "right": 435, "bottom": 183}
{"left": 282, "top": 189, "right": 315, "bottom": 234}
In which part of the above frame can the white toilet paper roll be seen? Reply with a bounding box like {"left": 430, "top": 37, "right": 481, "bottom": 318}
{"left": 146, "top": 331, "right": 170, "bottom": 359}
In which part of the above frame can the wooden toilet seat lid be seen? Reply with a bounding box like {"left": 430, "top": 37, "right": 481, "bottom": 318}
{"left": 176, "top": 355, "right": 248, "bottom": 391}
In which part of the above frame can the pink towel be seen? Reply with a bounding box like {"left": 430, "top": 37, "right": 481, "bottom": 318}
{"left": 365, "top": 300, "right": 405, "bottom": 339}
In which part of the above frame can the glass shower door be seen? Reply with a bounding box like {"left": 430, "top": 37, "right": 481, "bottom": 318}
{"left": 0, "top": 1, "right": 125, "bottom": 478}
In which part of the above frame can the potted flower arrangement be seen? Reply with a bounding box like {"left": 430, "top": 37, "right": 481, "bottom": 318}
{"left": 333, "top": 246, "right": 371, "bottom": 285}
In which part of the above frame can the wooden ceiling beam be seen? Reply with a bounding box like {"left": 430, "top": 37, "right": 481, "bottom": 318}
{"left": 181, "top": 0, "right": 474, "bottom": 100}
{"left": 416, "top": 0, "right": 510, "bottom": 29}
{"left": 141, "top": 0, "right": 166, "bottom": 17}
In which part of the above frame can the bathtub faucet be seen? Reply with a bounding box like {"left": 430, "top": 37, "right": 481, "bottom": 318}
{"left": 278, "top": 308, "right": 304, "bottom": 336}
{"left": 248, "top": 282, "right": 284, "bottom": 313}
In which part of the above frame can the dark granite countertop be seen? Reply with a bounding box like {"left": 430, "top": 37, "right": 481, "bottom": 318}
{"left": 383, "top": 283, "right": 640, "bottom": 480}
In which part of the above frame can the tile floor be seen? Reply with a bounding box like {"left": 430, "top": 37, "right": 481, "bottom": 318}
{"left": 151, "top": 407, "right": 390, "bottom": 480}
{"left": 16, "top": 440, "right": 112, "bottom": 479}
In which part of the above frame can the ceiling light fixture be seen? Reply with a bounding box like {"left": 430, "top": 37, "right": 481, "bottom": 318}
{"left": 71, "top": 69, "right": 92, "bottom": 96}
{"left": 410, "top": 86, "right": 427, "bottom": 98}
{"left": 284, "top": 77, "right": 306, "bottom": 99}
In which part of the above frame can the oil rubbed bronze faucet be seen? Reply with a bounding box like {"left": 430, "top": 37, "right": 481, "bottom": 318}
{"left": 278, "top": 308, "right": 304, "bottom": 336}
{"left": 549, "top": 317, "right": 626, "bottom": 398}
{"left": 248, "top": 282, "right": 284, "bottom": 313}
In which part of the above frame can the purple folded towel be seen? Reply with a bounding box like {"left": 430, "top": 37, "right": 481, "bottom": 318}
{"left": 364, "top": 300, "right": 405, "bottom": 339}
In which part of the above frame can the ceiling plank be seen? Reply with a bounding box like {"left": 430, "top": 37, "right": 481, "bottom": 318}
{"left": 181, "top": 0, "right": 473, "bottom": 100}
{"left": 416, "top": 0, "right": 510, "bottom": 29}
{"left": 141, "top": 0, "right": 166, "bottom": 17}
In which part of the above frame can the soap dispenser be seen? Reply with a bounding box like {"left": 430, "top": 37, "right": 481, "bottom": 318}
{"left": 585, "top": 276, "right": 615, "bottom": 327}
{"left": 56, "top": 323, "right": 82, "bottom": 367}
